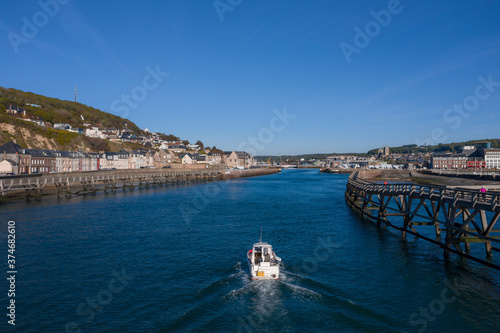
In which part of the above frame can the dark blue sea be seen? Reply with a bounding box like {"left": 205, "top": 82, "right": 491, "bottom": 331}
{"left": 1, "top": 169, "right": 499, "bottom": 332}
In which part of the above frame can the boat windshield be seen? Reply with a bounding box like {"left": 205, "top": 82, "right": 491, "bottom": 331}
{"left": 253, "top": 246, "right": 272, "bottom": 263}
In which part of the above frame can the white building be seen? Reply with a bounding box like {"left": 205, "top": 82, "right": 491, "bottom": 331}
{"left": 54, "top": 123, "right": 72, "bottom": 130}
{"left": 484, "top": 149, "right": 500, "bottom": 169}
{"left": 182, "top": 153, "right": 196, "bottom": 164}
{"left": 0, "top": 159, "right": 18, "bottom": 174}
{"left": 85, "top": 127, "right": 105, "bottom": 139}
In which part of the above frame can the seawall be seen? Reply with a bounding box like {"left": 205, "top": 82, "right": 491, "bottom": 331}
{"left": 221, "top": 168, "right": 281, "bottom": 179}
{"left": 0, "top": 167, "right": 281, "bottom": 204}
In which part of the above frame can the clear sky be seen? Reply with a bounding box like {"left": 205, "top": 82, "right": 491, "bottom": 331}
{"left": 1, "top": 0, "right": 500, "bottom": 155}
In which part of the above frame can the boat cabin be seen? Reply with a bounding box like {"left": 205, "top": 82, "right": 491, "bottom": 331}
{"left": 250, "top": 243, "right": 276, "bottom": 266}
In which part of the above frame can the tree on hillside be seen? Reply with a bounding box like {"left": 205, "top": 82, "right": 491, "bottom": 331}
{"left": 182, "top": 139, "right": 190, "bottom": 145}
{"left": 83, "top": 137, "right": 108, "bottom": 152}
{"left": 210, "top": 146, "right": 224, "bottom": 155}
{"left": 0, "top": 97, "right": 17, "bottom": 108}
{"left": 157, "top": 133, "right": 179, "bottom": 141}
{"left": 195, "top": 140, "right": 204, "bottom": 148}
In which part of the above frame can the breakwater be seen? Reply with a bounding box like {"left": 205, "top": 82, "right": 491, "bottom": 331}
{"left": 0, "top": 167, "right": 279, "bottom": 203}
{"left": 221, "top": 168, "right": 280, "bottom": 180}
{"left": 319, "top": 168, "right": 353, "bottom": 174}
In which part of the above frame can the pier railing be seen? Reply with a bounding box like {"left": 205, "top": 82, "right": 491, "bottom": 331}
{"left": 345, "top": 172, "right": 500, "bottom": 269}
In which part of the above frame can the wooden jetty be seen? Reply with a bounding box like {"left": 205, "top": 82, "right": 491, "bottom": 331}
{"left": 345, "top": 171, "right": 500, "bottom": 269}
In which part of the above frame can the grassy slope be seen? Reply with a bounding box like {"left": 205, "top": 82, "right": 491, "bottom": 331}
{"left": 0, "top": 87, "right": 143, "bottom": 133}
{"left": 0, "top": 86, "right": 151, "bottom": 152}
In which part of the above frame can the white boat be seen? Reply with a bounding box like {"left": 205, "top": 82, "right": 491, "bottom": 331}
{"left": 247, "top": 234, "right": 281, "bottom": 280}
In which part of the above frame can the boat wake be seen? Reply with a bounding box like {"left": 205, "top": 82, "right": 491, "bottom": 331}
{"left": 195, "top": 262, "right": 249, "bottom": 300}
{"left": 160, "top": 262, "right": 335, "bottom": 332}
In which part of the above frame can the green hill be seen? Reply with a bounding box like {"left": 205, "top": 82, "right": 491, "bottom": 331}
{"left": 0, "top": 87, "right": 180, "bottom": 152}
{"left": 0, "top": 87, "right": 143, "bottom": 133}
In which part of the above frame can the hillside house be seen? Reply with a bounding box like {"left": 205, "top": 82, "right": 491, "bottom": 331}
{"left": 224, "top": 151, "right": 255, "bottom": 168}
{"left": 207, "top": 152, "right": 222, "bottom": 166}
{"left": 85, "top": 127, "right": 105, "bottom": 139}
{"left": 168, "top": 144, "right": 186, "bottom": 153}
{"left": 154, "top": 149, "right": 172, "bottom": 168}
{"left": 6, "top": 105, "right": 25, "bottom": 115}
{"left": 181, "top": 153, "right": 196, "bottom": 164}
{"left": 54, "top": 123, "right": 72, "bottom": 130}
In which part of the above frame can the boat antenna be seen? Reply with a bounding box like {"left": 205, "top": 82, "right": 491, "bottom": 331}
{"left": 259, "top": 227, "right": 263, "bottom": 243}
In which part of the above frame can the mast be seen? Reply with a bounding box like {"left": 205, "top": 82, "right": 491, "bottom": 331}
{"left": 259, "top": 227, "right": 263, "bottom": 243}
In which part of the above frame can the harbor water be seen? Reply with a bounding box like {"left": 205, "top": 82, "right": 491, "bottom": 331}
{"left": 1, "top": 169, "right": 499, "bottom": 332}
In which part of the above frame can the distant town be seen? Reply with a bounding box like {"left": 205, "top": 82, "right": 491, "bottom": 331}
{"left": 321, "top": 143, "right": 498, "bottom": 171}
{"left": 1, "top": 104, "right": 500, "bottom": 175}
{"left": 1, "top": 138, "right": 499, "bottom": 176}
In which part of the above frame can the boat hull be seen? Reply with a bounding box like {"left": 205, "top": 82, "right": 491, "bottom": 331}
{"left": 247, "top": 249, "right": 280, "bottom": 280}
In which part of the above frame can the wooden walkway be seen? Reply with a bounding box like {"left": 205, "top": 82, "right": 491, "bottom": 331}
{"left": 345, "top": 171, "right": 500, "bottom": 270}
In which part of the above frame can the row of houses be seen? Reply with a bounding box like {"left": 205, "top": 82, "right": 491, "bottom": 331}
{"left": 180, "top": 151, "right": 255, "bottom": 168}
{"left": 0, "top": 142, "right": 157, "bottom": 175}
{"left": 431, "top": 146, "right": 500, "bottom": 169}
{"left": 0, "top": 141, "right": 257, "bottom": 175}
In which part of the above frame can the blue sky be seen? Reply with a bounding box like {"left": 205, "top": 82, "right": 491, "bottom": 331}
{"left": 1, "top": 0, "right": 500, "bottom": 155}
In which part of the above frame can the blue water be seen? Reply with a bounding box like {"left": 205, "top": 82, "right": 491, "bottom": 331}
{"left": 1, "top": 169, "right": 499, "bottom": 332}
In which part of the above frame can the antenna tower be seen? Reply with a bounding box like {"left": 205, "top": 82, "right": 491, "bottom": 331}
{"left": 74, "top": 85, "right": 78, "bottom": 102}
